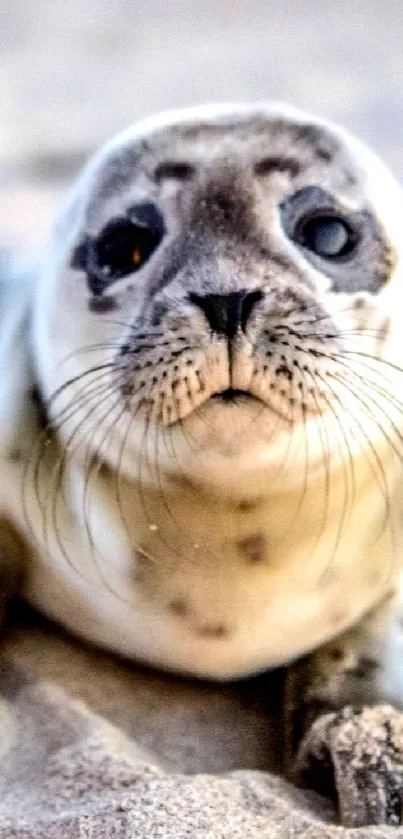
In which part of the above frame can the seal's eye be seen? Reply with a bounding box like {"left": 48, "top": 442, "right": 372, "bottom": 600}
{"left": 280, "top": 187, "right": 359, "bottom": 265}
{"left": 297, "top": 215, "right": 356, "bottom": 259}
{"left": 279, "top": 186, "right": 389, "bottom": 293}
{"left": 72, "top": 202, "right": 165, "bottom": 294}
{"left": 97, "top": 203, "right": 165, "bottom": 279}
{"left": 96, "top": 217, "right": 157, "bottom": 276}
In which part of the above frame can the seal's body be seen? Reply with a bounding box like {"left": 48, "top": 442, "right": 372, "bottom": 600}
{"left": 2, "top": 103, "right": 403, "bottom": 825}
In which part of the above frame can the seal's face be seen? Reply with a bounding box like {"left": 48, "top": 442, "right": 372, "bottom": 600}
{"left": 34, "top": 104, "right": 403, "bottom": 497}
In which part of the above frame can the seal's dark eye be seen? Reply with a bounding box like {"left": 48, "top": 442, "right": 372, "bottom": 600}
{"left": 97, "top": 203, "right": 164, "bottom": 279}
{"left": 97, "top": 217, "right": 160, "bottom": 277}
{"left": 296, "top": 215, "right": 356, "bottom": 259}
{"left": 72, "top": 202, "right": 165, "bottom": 295}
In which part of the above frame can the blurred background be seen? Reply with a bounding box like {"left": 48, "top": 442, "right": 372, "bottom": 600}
{"left": 1, "top": 0, "right": 403, "bottom": 246}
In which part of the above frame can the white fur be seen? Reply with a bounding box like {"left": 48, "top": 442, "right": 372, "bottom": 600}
{"left": 2, "top": 103, "right": 403, "bottom": 681}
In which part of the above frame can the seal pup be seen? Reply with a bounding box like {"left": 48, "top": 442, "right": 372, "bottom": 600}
{"left": 1, "top": 103, "right": 403, "bottom": 826}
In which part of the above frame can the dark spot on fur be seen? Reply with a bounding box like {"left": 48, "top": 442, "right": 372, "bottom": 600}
{"left": 314, "top": 146, "right": 333, "bottom": 163}
{"left": 196, "top": 624, "right": 229, "bottom": 639}
{"left": 329, "top": 647, "right": 344, "bottom": 661}
{"left": 347, "top": 656, "right": 379, "bottom": 679}
{"left": 238, "top": 499, "right": 258, "bottom": 512}
{"left": 88, "top": 295, "right": 117, "bottom": 313}
{"left": 155, "top": 161, "right": 195, "bottom": 181}
{"left": 292, "top": 124, "right": 337, "bottom": 163}
{"left": 237, "top": 533, "right": 266, "bottom": 564}
{"left": 169, "top": 597, "right": 189, "bottom": 617}
{"left": 7, "top": 449, "right": 22, "bottom": 463}
{"left": 275, "top": 364, "right": 293, "bottom": 381}
{"left": 254, "top": 156, "right": 301, "bottom": 178}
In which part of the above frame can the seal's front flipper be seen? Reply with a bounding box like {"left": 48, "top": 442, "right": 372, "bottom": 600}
{"left": 293, "top": 705, "right": 403, "bottom": 827}
{"left": 283, "top": 593, "right": 403, "bottom": 826}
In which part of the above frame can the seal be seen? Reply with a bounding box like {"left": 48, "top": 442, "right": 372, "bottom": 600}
{"left": 2, "top": 103, "right": 403, "bottom": 826}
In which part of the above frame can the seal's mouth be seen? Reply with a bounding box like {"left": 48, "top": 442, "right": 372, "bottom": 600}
{"left": 211, "top": 388, "right": 260, "bottom": 404}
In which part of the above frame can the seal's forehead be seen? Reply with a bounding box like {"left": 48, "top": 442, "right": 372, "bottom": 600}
{"left": 138, "top": 114, "right": 343, "bottom": 164}
{"left": 88, "top": 109, "right": 363, "bottom": 211}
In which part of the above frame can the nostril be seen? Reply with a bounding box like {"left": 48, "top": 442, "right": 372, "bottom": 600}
{"left": 239, "top": 290, "right": 264, "bottom": 333}
{"left": 189, "top": 290, "right": 263, "bottom": 339}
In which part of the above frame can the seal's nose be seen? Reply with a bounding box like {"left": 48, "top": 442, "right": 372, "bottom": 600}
{"left": 189, "top": 290, "right": 263, "bottom": 339}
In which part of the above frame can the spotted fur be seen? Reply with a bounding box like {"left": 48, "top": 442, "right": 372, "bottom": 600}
{"left": 1, "top": 103, "right": 403, "bottom": 826}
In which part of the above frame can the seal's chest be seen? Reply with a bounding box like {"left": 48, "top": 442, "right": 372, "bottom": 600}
{"left": 24, "top": 482, "right": 399, "bottom": 680}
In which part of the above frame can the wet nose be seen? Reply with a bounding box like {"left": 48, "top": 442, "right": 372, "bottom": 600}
{"left": 189, "top": 290, "right": 263, "bottom": 339}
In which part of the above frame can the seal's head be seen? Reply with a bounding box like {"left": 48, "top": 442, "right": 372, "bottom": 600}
{"left": 33, "top": 103, "right": 403, "bottom": 498}
{"left": 25, "top": 104, "right": 403, "bottom": 676}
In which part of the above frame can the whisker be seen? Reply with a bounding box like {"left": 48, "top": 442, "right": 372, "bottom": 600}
{"left": 23, "top": 367, "right": 121, "bottom": 545}
{"left": 46, "top": 363, "right": 117, "bottom": 413}
{"left": 298, "top": 365, "right": 333, "bottom": 561}
{"left": 82, "top": 394, "right": 136, "bottom": 602}
{"left": 47, "top": 385, "right": 126, "bottom": 582}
